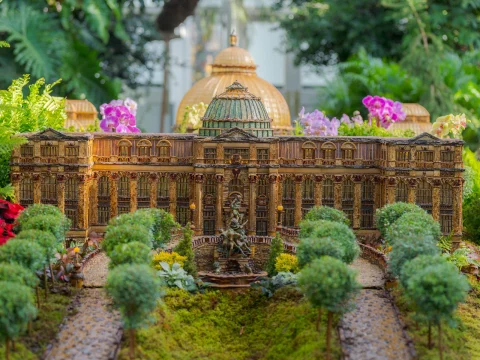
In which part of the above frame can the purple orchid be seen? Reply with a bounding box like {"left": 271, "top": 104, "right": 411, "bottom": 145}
{"left": 298, "top": 107, "right": 339, "bottom": 136}
{"left": 362, "top": 95, "right": 406, "bottom": 129}
{"left": 99, "top": 99, "right": 141, "bottom": 133}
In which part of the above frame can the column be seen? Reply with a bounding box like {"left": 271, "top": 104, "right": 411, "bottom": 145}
{"left": 353, "top": 177, "right": 362, "bottom": 229}
{"left": 314, "top": 176, "right": 323, "bottom": 207}
{"left": 57, "top": 175, "right": 65, "bottom": 213}
{"left": 33, "top": 174, "right": 41, "bottom": 204}
{"left": 373, "top": 177, "right": 382, "bottom": 212}
{"left": 277, "top": 175, "right": 283, "bottom": 209}
{"left": 453, "top": 179, "right": 463, "bottom": 235}
{"left": 215, "top": 174, "right": 224, "bottom": 234}
{"left": 386, "top": 177, "right": 396, "bottom": 204}
{"left": 248, "top": 174, "right": 257, "bottom": 235}
{"left": 432, "top": 180, "right": 441, "bottom": 222}
{"left": 78, "top": 175, "right": 87, "bottom": 229}
{"left": 407, "top": 179, "right": 417, "bottom": 204}
{"left": 90, "top": 175, "right": 98, "bottom": 226}
{"left": 294, "top": 175, "right": 303, "bottom": 226}
{"left": 194, "top": 174, "right": 203, "bottom": 235}
{"left": 334, "top": 176, "right": 343, "bottom": 210}
{"left": 169, "top": 174, "right": 177, "bottom": 219}
{"left": 130, "top": 173, "right": 137, "bottom": 213}
{"left": 150, "top": 174, "right": 158, "bottom": 208}
{"left": 110, "top": 173, "right": 118, "bottom": 218}
{"left": 11, "top": 174, "right": 20, "bottom": 205}
{"left": 268, "top": 174, "right": 278, "bottom": 236}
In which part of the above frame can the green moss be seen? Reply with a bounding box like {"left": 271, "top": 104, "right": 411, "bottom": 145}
{"left": 119, "top": 288, "right": 342, "bottom": 359}
{"left": 0, "top": 293, "right": 73, "bottom": 359}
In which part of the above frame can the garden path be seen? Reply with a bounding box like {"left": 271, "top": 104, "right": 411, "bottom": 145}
{"left": 340, "top": 258, "right": 415, "bottom": 360}
{"left": 44, "top": 253, "right": 122, "bottom": 360}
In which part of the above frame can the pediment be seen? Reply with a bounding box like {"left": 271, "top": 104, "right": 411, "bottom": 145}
{"left": 409, "top": 132, "right": 440, "bottom": 143}
{"left": 27, "top": 128, "right": 91, "bottom": 140}
{"left": 213, "top": 127, "right": 258, "bottom": 141}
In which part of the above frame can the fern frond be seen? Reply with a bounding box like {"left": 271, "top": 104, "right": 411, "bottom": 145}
{"left": 0, "top": 41, "right": 10, "bottom": 48}
{"left": 0, "top": 184, "right": 15, "bottom": 202}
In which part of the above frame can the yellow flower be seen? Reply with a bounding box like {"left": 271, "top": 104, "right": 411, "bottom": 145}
{"left": 275, "top": 253, "right": 299, "bottom": 273}
{"left": 73, "top": 247, "right": 80, "bottom": 253}
{"left": 153, "top": 251, "right": 186, "bottom": 269}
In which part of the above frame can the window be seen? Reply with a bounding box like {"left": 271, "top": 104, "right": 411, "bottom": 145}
{"left": 118, "top": 176, "right": 130, "bottom": 215}
{"left": 41, "top": 145, "right": 58, "bottom": 157}
{"left": 396, "top": 149, "right": 410, "bottom": 167}
{"left": 137, "top": 176, "right": 150, "bottom": 209}
{"left": 65, "top": 146, "right": 79, "bottom": 157}
{"left": 322, "top": 179, "right": 334, "bottom": 207}
{"left": 20, "top": 178, "right": 33, "bottom": 205}
{"left": 97, "top": 176, "right": 110, "bottom": 225}
{"left": 416, "top": 150, "right": 434, "bottom": 162}
{"left": 204, "top": 148, "right": 217, "bottom": 164}
{"left": 204, "top": 175, "right": 216, "bottom": 196}
{"left": 282, "top": 178, "right": 295, "bottom": 227}
{"left": 137, "top": 140, "right": 151, "bottom": 157}
{"left": 361, "top": 180, "right": 374, "bottom": 228}
{"left": 203, "top": 208, "right": 216, "bottom": 235}
{"left": 158, "top": 176, "right": 170, "bottom": 198}
{"left": 65, "top": 178, "right": 78, "bottom": 228}
{"left": 302, "top": 178, "right": 315, "bottom": 217}
{"left": 228, "top": 178, "right": 243, "bottom": 196}
{"left": 257, "top": 176, "right": 268, "bottom": 197}
{"left": 118, "top": 140, "right": 131, "bottom": 157}
{"left": 341, "top": 142, "right": 356, "bottom": 160}
{"left": 440, "top": 183, "right": 453, "bottom": 234}
{"left": 257, "top": 149, "right": 269, "bottom": 163}
{"left": 302, "top": 142, "right": 316, "bottom": 160}
{"left": 21, "top": 145, "right": 33, "bottom": 157}
{"left": 342, "top": 179, "right": 354, "bottom": 224}
{"left": 440, "top": 151, "right": 454, "bottom": 162}
{"left": 396, "top": 181, "right": 408, "bottom": 202}
{"left": 177, "top": 206, "right": 188, "bottom": 226}
{"left": 177, "top": 175, "right": 189, "bottom": 199}
{"left": 41, "top": 175, "right": 57, "bottom": 204}
{"left": 158, "top": 141, "right": 171, "bottom": 157}
{"left": 65, "top": 178, "right": 78, "bottom": 201}
{"left": 416, "top": 179, "right": 432, "bottom": 213}
{"left": 98, "top": 176, "right": 110, "bottom": 197}
{"left": 224, "top": 148, "right": 249, "bottom": 162}
{"left": 321, "top": 142, "right": 336, "bottom": 161}
{"left": 282, "top": 178, "right": 295, "bottom": 201}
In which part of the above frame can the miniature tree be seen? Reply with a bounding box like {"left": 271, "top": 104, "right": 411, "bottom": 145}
{"left": 108, "top": 211, "right": 156, "bottom": 243}
{"left": 298, "top": 257, "right": 360, "bottom": 359}
{"left": 388, "top": 234, "right": 440, "bottom": 277}
{"left": 109, "top": 242, "right": 152, "bottom": 269}
{"left": 102, "top": 224, "right": 152, "bottom": 255}
{"left": 375, "top": 202, "right": 425, "bottom": 238}
{"left": 297, "top": 236, "right": 345, "bottom": 268}
{"left": 274, "top": 253, "right": 299, "bottom": 273}
{"left": 304, "top": 206, "right": 350, "bottom": 226}
{"left": 106, "top": 264, "right": 162, "bottom": 360}
{"left": 0, "top": 281, "right": 37, "bottom": 360}
{"left": 299, "top": 220, "right": 360, "bottom": 264}
{"left": 266, "top": 232, "right": 283, "bottom": 276}
{"left": 17, "top": 203, "right": 71, "bottom": 234}
{"left": 386, "top": 211, "right": 442, "bottom": 245}
{"left": 174, "top": 224, "right": 197, "bottom": 277}
{"left": 405, "top": 262, "right": 470, "bottom": 359}
{"left": 0, "top": 263, "right": 40, "bottom": 308}
{"left": 136, "top": 208, "right": 179, "bottom": 247}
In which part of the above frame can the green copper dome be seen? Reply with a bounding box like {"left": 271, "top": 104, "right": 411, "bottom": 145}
{"left": 199, "top": 81, "right": 273, "bottom": 137}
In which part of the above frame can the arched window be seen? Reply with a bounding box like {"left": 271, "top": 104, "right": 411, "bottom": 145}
{"left": 342, "top": 179, "right": 354, "bottom": 224}
{"left": 229, "top": 178, "right": 244, "bottom": 196}
{"left": 41, "top": 175, "right": 57, "bottom": 204}
{"left": 118, "top": 176, "right": 130, "bottom": 214}
{"left": 321, "top": 142, "right": 336, "bottom": 161}
{"left": 118, "top": 140, "right": 132, "bottom": 157}
{"left": 302, "top": 142, "right": 316, "bottom": 160}
{"left": 341, "top": 142, "right": 356, "bottom": 160}
{"left": 322, "top": 179, "right": 334, "bottom": 207}
{"left": 20, "top": 178, "right": 33, "bottom": 206}
{"left": 440, "top": 183, "right": 453, "bottom": 234}
{"left": 396, "top": 181, "right": 408, "bottom": 202}
{"left": 137, "top": 140, "right": 152, "bottom": 157}
{"left": 361, "top": 180, "right": 374, "bottom": 228}
{"left": 416, "top": 179, "right": 432, "bottom": 213}
{"left": 97, "top": 176, "right": 110, "bottom": 225}
{"left": 158, "top": 140, "right": 171, "bottom": 158}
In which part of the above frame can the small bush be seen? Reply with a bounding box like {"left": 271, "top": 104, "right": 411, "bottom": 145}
{"left": 399, "top": 255, "right": 447, "bottom": 288}
{"left": 304, "top": 206, "right": 350, "bottom": 226}
{"left": 266, "top": 233, "right": 283, "bottom": 276}
{"left": 136, "top": 208, "right": 179, "bottom": 247}
{"left": 299, "top": 220, "right": 359, "bottom": 264}
{"left": 109, "top": 242, "right": 152, "bottom": 269}
{"left": 252, "top": 272, "right": 298, "bottom": 297}
{"left": 463, "top": 196, "right": 480, "bottom": 244}
{"left": 15, "top": 229, "right": 57, "bottom": 261}
{"left": 0, "top": 239, "right": 45, "bottom": 272}
{"left": 388, "top": 235, "right": 440, "bottom": 277}
{"left": 22, "top": 214, "right": 69, "bottom": 243}
{"left": 152, "top": 251, "right": 186, "bottom": 269}
{"left": 297, "top": 237, "right": 345, "bottom": 268}
{"left": 174, "top": 225, "right": 196, "bottom": 277}
{"left": 0, "top": 263, "right": 39, "bottom": 288}
{"left": 386, "top": 211, "right": 441, "bottom": 245}
{"left": 102, "top": 224, "right": 152, "bottom": 255}
{"left": 156, "top": 262, "right": 197, "bottom": 292}
{"left": 375, "top": 202, "right": 425, "bottom": 238}
{"left": 275, "top": 253, "right": 299, "bottom": 273}
{"left": 17, "top": 204, "right": 70, "bottom": 233}
{"left": 108, "top": 212, "right": 155, "bottom": 242}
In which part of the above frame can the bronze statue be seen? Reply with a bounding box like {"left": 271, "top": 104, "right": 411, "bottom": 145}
{"left": 219, "top": 195, "right": 251, "bottom": 258}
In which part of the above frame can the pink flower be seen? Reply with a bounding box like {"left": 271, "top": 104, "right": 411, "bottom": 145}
{"left": 99, "top": 99, "right": 141, "bottom": 133}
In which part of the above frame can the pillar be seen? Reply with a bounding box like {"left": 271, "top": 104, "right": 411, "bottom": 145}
{"left": 57, "top": 175, "right": 65, "bottom": 213}
{"left": 374, "top": 177, "right": 381, "bottom": 212}
{"left": 386, "top": 177, "right": 396, "bottom": 204}
{"left": 268, "top": 174, "right": 278, "bottom": 236}
{"left": 215, "top": 174, "right": 224, "bottom": 234}
{"left": 150, "top": 174, "right": 158, "bottom": 208}
{"left": 130, "top": 173, "right": 137, "bottom": 213}
{"left": 11, "top": 174, "right": 20, "bottom": 205}
{"left": 33, "top": 174, "right": 41, "bottom": 204}
{"left": 334, "top": 176, "right": 342, "bottom": 210}
{"left": 353, "top": 177, "right": 362, "bottom": 229}
{"left": 169, "top": 174, "right": 177, "bottom": 219}
{"left": 277, "top": 175, "right": 283, "bottom": 209}
{"left": 294, "top": 175, "right": 303, "bottom": 226}
{"left": 194, "top": 174, "right": 203, "bottom": 235}
{"left": 90, "top": 175, "right": 98, "bottom": 226}
{"left": 248, "top": 174, "right": 257, "bottom": 235}
{"left": 314, "top": 175, "right": 323, "bottom": 207}
{"left": 78, "top": 175, "right": 87, "bottom": 229}
{"left": 432, "top": 180, "right": 441, "bottom": 222}
{"left": 453, "top": 179, "right": 463, "bottom": 235}
{"left": 110, "top": 173, "right": 118, "bottom": 218}
{"left": 407, "top": 179, "right": 417, "bottom": 204}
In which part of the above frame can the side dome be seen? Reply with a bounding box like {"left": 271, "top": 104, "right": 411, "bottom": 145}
{"left": 199, "top": 81, "right": 273, "bottom": 138}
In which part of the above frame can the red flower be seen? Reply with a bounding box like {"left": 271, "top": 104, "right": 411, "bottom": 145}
{"left": 0, "top": 199, "right": 24, "bottom": 220}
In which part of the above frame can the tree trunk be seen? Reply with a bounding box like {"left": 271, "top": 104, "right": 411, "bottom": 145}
{"left": 439, "top": 322, "right": 443, "bottom": 360}
{"left": 316, "top": 308, "right": 322, "bottom": 332}
{"left": 326, "top": 311, "right": 333, "bottom": 360}
{"left": 129, "top": 328, "right": 136, "bottom": 360}
{"left": 5, "top": 337, "right": 9, "bottom": 360}
{"left": 36, "top": 285, "right": 41, "bottom": 308}
{"left": 49, "top": 263, "right": 55, "bottom": 285}
{"left": 160, "top": 34, "right": 171, "bottom": 133}
{"left": 428, "top": 322, "right": 432, "bottom": 349}
{"left": 43, "top": 266, "right": 48, "bottom": 300}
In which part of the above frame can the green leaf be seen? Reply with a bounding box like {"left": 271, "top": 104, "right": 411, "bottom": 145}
{"left": 83, "top": 0, "right": 110, "bottom": 43}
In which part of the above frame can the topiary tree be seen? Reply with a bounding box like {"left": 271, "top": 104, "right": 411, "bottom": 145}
{"left": 386, "top": 211, "right": 442, "bottom": 245}
{"left": 174, "top": 224, "right": 196, "bottom": 277}
{"left": 405, "top": 262, "right": 470, "bottom": 359}
{"left": 109, "top": 242, "right": 152, "bottom": 269}
{"left": 400, "top": 255, "right": 448, "bottom": 289}
{"left": 0, "top": 263, "right": 40, "bottom": 308}
{"left": 387, "top": 235, "right": 440, "bottom": 278}
{"left": 304, "top": 206, "right": 350, "bottom": 226}
{"left": 375, "top": 202, "right": 425, "bottom": 238}
{"left": 21, "top": 214, "right": 69, "bottom": 244}
{"left": 102, "top": 224, "right": 152, "bottom": 255}
{"left": 298, "top": 257, "right": 360, "bottom": 360}
{"left": 266, "top": 232, "right": 283, "bottom": 276}
{"left": 136, "top": 208, "right": 179, "bottom": 247}
{"left": 106, "top": 264, "right": 162, "bottom": 360}
{"left": 299, "top": 220, "right": 360, "bottom": 264}
{"left": 0, "top": 281, "right": 37, "bottom": 360}
{"left": 297, "top": 237, "right": 345, "bottom": 268}
{"left": 108, "top": 212, "right": 156, "bottom": 243}
{"left": 17, "top": 203, "right": 71, "bottom": 234}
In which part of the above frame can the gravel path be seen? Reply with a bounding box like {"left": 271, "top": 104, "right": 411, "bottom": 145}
{"left": 340, "top": 258, "right": 414, "bottom": 360}
{"left": 45, "top": 253, "right": 122, "bottom": 360}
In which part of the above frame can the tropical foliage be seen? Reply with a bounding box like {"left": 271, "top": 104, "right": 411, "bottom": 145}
{"left": 152, "top": 251, "right": 186, "bottom": 269}
{"left": 156, "top": 262, "right": 197, "bottom": 292}
{"left": 173, "top": 225, "right": 197, "bottom": 277}
{"left": 274, "top": 253, "right": 299, "bottom": 273}
{"left": 266, "top": 232, "right": 283, "bottom": 276}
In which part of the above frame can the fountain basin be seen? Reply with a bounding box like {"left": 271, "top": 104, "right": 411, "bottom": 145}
{"left": 199, "top": 271, "right": 268, "bottom": 289}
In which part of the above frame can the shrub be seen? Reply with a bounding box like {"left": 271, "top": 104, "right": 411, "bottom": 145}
{"left": 275, "top": 253, "right": 299, "bottom": 273}
{"left": 22, "top": 214, "right": 69, "bottom": 243}
{"left": 304, "top": 206, "right": 350, "bottom": 226}
{"left": 152, "top": 251, "right": 186, "bottom": 269}
{"left": 388, "top": 235, "right": 440, "bottom": 277}
{"left": 106, "top": 264, "right": 162, "bottom": 359}
{"left": 156, "top": 262, "right": 197, "bottom": 292}
{"left": 297, "top": 237, "right": 345, "bottom": 268}
{"left": 400, "top": 255, "right": 447, "bottom": 288}
{"left": 463, "top": 196, "right": 480, "bottom": 244}
{"left": 299, "top": 220, "right": 359, "bottom": 264}
{"left": 0, "top": 263, "right": 39, "bottom": 288}
{"left": 266, "top": 233, "right": 283, "bottom": 276}
{"left": 252, "top": 272, "right": 298, "bottom": 298}
{"left": 108, "top": 212, "right": 156, "bottom": 241}
{"left": 109, "top": 242, "right": 152, "bottom": 269}
{"left": 136, "top": 208, "right": 179, "bottom": 247}
{"left": 173, "top": 225, "right": 196, "bottom": 277}
{"left": 375, "top": 202, "right": 425, "bottom": 238}
{"left": 0, "top": 239, "right": 44, "bottom": 272}
{"left": 102, "top": 224, "right": 152, "bottom": 255}
{"left": 0, "top": 281, "right": 37, "bottom": 359}
{"left": 17, "top": 203, "right": 70, "bottom": 233}
{"left": 386, "top": 211, "right": 442, "bottom": 245}
{"left": 15, "top": 229, "right": 57, "bottom": 261}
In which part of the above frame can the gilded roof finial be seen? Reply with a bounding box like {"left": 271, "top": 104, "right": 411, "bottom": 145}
{"left": 229, "top": 30, "right": 237, "bottom": 47}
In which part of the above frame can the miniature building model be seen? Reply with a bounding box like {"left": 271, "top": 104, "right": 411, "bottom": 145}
{"left": 388, "top": 103, "right": 433, "bottom": 135}
{"left": 64, "top": 99, "right": 98, "bottom": 131}
{"left": 11, "top": 82, "right": 464, "bottom": 244}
